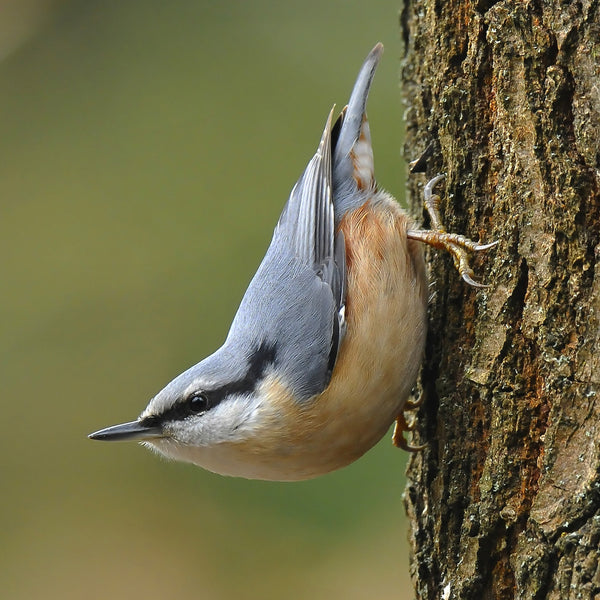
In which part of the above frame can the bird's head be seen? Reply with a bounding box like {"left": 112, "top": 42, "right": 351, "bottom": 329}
{"left": 89, "top": 343, "right": 284, "bottom": 476}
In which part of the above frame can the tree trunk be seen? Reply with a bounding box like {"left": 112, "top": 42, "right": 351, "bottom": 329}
{"left": 400, "top": 1, "right": 600, "bottom": 598}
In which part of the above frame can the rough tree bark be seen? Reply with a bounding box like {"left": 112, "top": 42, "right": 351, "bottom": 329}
{"left": 400, "top": 1, "right": 600, "bottom": 598}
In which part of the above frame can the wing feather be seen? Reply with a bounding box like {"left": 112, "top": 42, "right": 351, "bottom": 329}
{"left": 278, "top": 109, "right": 334, "bottom": 272}
{"left": 273, "top": 108, "right": 346, "bottom": 383}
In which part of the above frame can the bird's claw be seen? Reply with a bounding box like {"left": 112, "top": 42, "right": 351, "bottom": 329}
{"left": 407, "top": 173, "right": 496, "bottom": 287}
{"left": 392, "top": 410, "right": 427, "bottom": 452}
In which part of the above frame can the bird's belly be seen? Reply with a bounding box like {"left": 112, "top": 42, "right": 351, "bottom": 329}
{"left": 274, "top": 198, "right": 428, "bottom": 478}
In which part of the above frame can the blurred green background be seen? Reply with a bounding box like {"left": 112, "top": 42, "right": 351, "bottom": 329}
{"left": 1, "top": 1, "right": 415, "bottom": 598}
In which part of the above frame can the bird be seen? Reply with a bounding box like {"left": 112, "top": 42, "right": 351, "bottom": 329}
{"left": 89, "top": 43, "right": 494, "bottom": 481}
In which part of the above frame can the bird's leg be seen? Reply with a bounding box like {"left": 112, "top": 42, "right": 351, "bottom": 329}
{"left": 406, "top": 174, "right": 497, "bottom": 287}
{"left": 392, "top": 411, "right": 427, "bottom": 452}
{"left": 393, "top": 392, "right": 426, "bottom": 452}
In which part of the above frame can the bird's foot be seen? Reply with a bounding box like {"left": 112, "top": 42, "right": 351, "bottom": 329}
{"left": 392, "top": 411, "right": 426, "bottom": 452}
{"left": 407, "top": 174, "right": 497, "bottom": 287}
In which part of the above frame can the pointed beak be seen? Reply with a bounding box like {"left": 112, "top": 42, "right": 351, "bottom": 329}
{"left": 88, "top": 420, "right": 163, "bottom": 442}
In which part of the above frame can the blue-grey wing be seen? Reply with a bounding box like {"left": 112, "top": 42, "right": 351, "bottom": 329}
{"left": 277, "top": 108, "right": 346, "bottom": 321}
{"left": 226, "top": 110, "right": 346, "bottom": 401}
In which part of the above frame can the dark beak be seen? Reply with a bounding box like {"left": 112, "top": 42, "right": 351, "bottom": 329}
{"left": 88, "top": 420, "right": 163, "bottom": 442}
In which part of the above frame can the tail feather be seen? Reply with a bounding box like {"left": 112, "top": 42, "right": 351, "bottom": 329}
{"left": 332, "top": 43, "right": 383, "bottom": 212}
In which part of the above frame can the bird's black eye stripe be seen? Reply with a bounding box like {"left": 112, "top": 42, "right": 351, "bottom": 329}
{"left": 140, "top": 341, "right": 278, "bottom": 427}
{"left": 141, "top": 391, "right": 214, "bottom": 426}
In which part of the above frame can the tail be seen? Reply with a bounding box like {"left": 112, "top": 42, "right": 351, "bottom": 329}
{"left": 332, "top": 43, "right": 383, "bottom": 215}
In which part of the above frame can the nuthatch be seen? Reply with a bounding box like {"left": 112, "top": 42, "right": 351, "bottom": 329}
{"left": 89, "top": 43, "right": 495, "bottom": 481}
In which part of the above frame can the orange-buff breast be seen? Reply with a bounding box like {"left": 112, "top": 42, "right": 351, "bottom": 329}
{"left": 231, "top": 196, "right": 428, "bottom": 480}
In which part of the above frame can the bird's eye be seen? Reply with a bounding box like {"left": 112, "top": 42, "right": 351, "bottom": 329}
{"left": 188, "top": 393, "right": 209, "bottom": 414}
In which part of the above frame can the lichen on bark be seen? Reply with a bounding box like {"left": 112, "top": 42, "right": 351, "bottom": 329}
{"left": 400, "top": 0, "right": 600, "bottom": 598}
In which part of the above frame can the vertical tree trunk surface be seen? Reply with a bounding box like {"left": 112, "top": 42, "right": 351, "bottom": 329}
{"left": 400, "top": 1, "right": 600, "bottom": 598}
